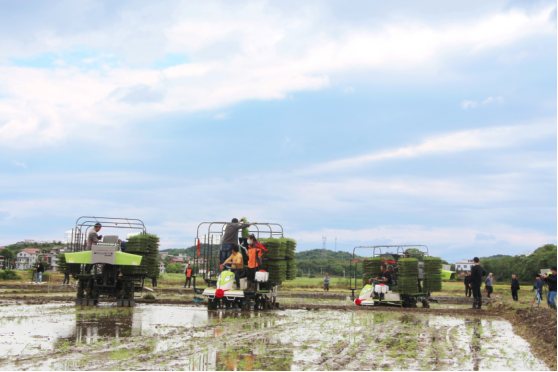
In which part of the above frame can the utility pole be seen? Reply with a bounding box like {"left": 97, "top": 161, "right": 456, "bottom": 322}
{"left": 343, "top": 268, "right": 345, "bottom": 279}
{"left": 335, "top": 237, "right": 337, "bottom": 252}
{"left": 322, "top": 236, "right": 327, "bottom": 258}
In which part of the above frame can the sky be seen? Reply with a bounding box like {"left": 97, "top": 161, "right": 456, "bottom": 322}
{"left": 0, "top": 0, "right": 556, "bottom": 262}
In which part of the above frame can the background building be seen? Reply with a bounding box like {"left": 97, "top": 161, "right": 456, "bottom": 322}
{"left": 16, "top": 248, "right": 41, "bottom": 270}
{"left": 454, "top": 259, "right": 473, "bottom": 272}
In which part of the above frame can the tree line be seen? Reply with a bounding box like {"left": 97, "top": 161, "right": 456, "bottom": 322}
{"left": 159, "top": 244, "right": 557, "bottom": 282}
{"left": 478, "top": 244, "right": 556, "bottom": 283}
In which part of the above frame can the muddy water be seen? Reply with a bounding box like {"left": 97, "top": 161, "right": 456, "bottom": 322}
{"left": 0, "top": 302, "right": 548, "bottom": 371}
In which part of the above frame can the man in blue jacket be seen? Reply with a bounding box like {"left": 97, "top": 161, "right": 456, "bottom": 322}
{"left": 534, "top": 274, "right": 543, "bottom": 306}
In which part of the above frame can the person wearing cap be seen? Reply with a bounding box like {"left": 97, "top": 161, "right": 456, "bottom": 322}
{"left": 542, "top": 267, "right": 557, "bottom": 309}
{"left": 87, "top": 223, "right": 103, "bottom": 250}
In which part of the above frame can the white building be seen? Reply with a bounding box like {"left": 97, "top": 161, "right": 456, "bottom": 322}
{"left": 159, "top": 252, "right": 169, "bottom": 259}
{"left": 159, "top": 261, "right": 166, "bottom": 274}
{"left": 16, "top": 248, "right": 41, "bottom": 270}
{"left": 455, "top": 259, "right": 474, "bottom": 272}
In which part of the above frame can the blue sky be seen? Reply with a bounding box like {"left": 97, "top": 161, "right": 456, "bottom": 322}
{"left": 0, "top": 0, "right": 556, "bottom": 262}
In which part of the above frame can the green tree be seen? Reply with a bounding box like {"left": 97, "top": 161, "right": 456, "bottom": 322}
{"left": 166, "top": 263, "right": 185, "bottom": 274}
{"left": 1, "top": 249, "right": 14, "bottom": 260}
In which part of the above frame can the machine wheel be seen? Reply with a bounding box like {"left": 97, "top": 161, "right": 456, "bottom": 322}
{"left": 225, "top": 301, "right": 231, "bottom": 309}
{"left": 421, "top": 299, "right": 430, "bottom": 308}
{"left": 77, "top": 279, "right": 85, "bottom": 299}
{"left": 209, "top": 298, "right": 218, "bottom": 310}
{"left": 403, "top": 298, "right": 417, "bottom": 308}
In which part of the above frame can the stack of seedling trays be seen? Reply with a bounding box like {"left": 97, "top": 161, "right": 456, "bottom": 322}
{"left": 397, "top": 258, "right": 419, "bottom": 294}
{"left": 260, "top": 237, "right": 295, "bottom": 283}
{"left": 285, "top": 238, "right": 297, "bottom": 280}
{"left": 260, "top": 238, "right": 285, "bottom": 260}
{"left": 121, "top": 234, "right": 160, "bottom": 278}
{"left": 422, "top": 257, "right": 443, "bottom": 292}
{"left": 363, "top": 257, "right": 382, "bottom": 283}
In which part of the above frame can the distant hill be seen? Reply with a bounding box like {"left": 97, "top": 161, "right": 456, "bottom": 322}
{"left": 479, "top": 244, "right": 556, "bottom": 282}
{"left": 295, "top": 249, "right": 365, "bottom": 277}
{"left": 295, "top": 249, "right": 364, "bottom": 261}
{"left": 162, "top": 246, "right": 197, "bottom": 257}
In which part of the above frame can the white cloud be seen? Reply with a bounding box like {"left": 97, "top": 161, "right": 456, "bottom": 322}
{"left": 293, "top": 225, "right": 555, "bottom": 257}
{"left": 461, "top": 100, "right": 478, "bottom": 109}
{"left": 13, "top": 161, "right": 27, "bottom": 169}
{"left": 0, "top": 5, "right": 554, "bottom": 147}
{"left": 295, "top": 225, "right": 552, "bottom": 246}
{"left": 462, "top": 96, "right": 505, "bottom": 109}
{"left": 482, "top": 96, "right": 505, "bottom": 105}
{"left": 303, "top": 122, "right": 556, "bottom": 174}
{"left": 213, "top": 113, "right": 228, "bottom": 120}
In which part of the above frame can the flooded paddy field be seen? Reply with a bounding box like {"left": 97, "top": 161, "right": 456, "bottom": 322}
{"left": 0, "top": 301, "right": 550, "bottom": 371}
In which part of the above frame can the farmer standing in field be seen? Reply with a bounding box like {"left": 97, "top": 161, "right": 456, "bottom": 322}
{"left": 510, "top": 274, "right": 520, "bottom": 301}
{"left": 534, "top": 274, "right": 543, "bottom": 306}
{"left": 542, "top": 267, "right": 556, "bottom": 309}
{"left": 220, "top": 218, "right": 256, "bottom": 266}
{"left": 464, "top": 271, "right": 472, "bottom": 297}
{"left": 469, "top": 257, "right": 486, "bottom": 309}
{"left": 34, "top": 259, "right": 45, "bottom": 284}
{"left": 324, "top": 272, "right": 330, "bottom": 291}
{"left": 62, "top": 264, "right": 71, "bottom": 285}
{"left": 485, "top": 273, "right": 494, "bottom": 298}
{"left": 184, "top": 264, "right": 193, "bottom": 288}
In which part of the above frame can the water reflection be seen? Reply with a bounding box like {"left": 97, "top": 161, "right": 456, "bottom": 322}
{"left": 62, "top": 309, "right": 135, "bottom": 344}
{"left": 65, "top": 305, "right": 210, "bottom": 344}
{"left": 185, "top": 341, "right": 294, "bottom": 371}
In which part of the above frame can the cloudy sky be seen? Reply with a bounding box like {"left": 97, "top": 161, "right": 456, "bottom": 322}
{"left": 0, "top": 0, "right": 556, "bottom": 261}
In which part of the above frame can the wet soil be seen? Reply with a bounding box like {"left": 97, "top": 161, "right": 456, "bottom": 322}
{"left": 489, "top": 302, "right": 557, "bottom": 370}
{"left": 0, "top": 300, "right": 550, "bottom": 371}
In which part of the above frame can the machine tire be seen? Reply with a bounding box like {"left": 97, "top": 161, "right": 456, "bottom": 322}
{"left": 77, "top": 280, "right": 85, "bottom": 299}
{"left": 421, "top": 299, "right": 430, "bottom": 308}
